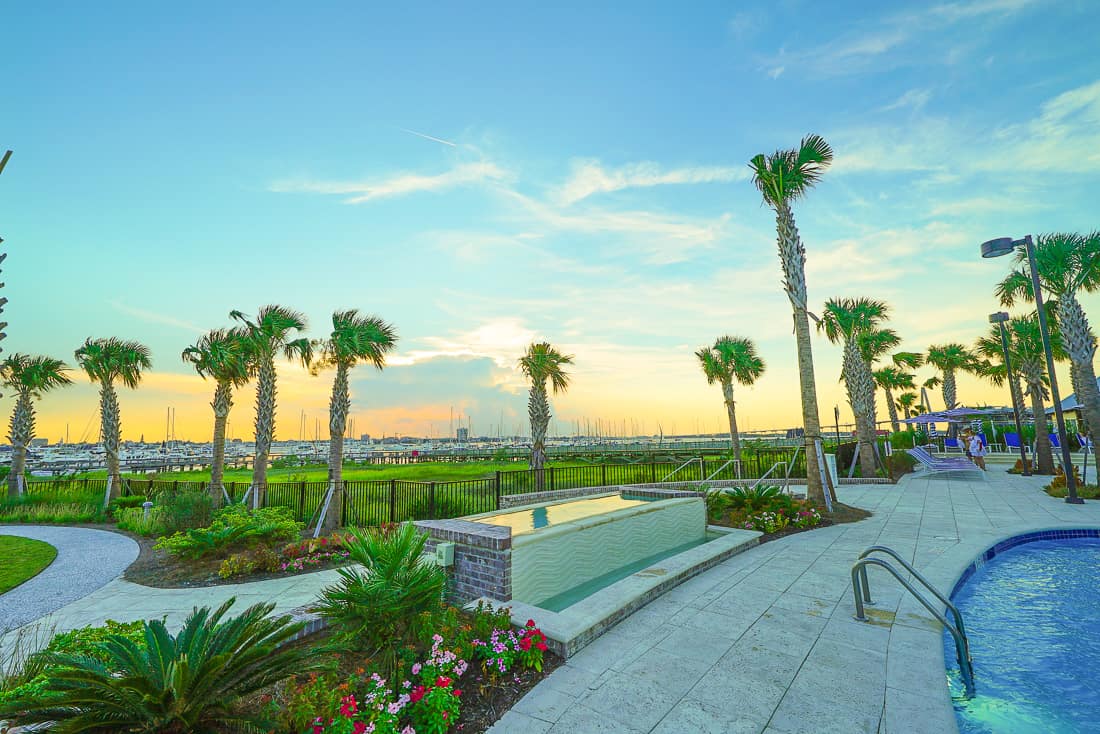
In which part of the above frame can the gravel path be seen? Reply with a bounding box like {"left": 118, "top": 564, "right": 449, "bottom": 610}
{"left": 0, "top": 525, "right": 139, "bottom": 630}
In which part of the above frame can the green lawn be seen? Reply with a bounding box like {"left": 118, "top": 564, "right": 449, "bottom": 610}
{"left": 0, "top": 536, "right": 58, "bottom": 594}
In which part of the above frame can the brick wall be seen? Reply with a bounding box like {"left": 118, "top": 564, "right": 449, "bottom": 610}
{"left": 415, "top": 518, "right": 513, "bottom": 604}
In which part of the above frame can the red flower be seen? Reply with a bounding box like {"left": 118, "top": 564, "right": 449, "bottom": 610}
{"left": 526, "top": 619, "right": 535, "bottom": 627}
{"left": 536, "top": 641, "right": 548, "bottom": 651}
{"left": 339, "top": 694, "right": 357, "bottom": 717}
{"left": 453, "top": 688, "right": 462, "bottom": 697}
{"left": 436, "top": 675, "right": 452, "bottom": 688}
{"left": 410, "top": 685, "right": 427, "bottom": 703}
{"left": 519, "top": 637, "right": 532, "bottom": 651}
{"left": 353, "top": 723, "right": 368, "bottom": 734}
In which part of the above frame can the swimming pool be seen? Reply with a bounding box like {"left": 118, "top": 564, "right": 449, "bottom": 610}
{"left": 947, "top": 531, "right": 1100, "bottom": 733}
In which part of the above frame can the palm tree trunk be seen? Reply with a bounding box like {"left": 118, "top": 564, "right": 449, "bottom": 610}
{"left": 1010, "top": 376, "right": 1026, "bottom": 429}
{"left": 942, "top": 369, "right": 957, "bottom": 410}
{"left": 322, "top": 363, "right": 350, "bottom": 534}
{"left": 884, "top": 387, "right": 900, "bottom": 433}
{"left": 1028, "top": 380, "right": 1054, "bottom": 475}
{"left": 1058, "top": 293, "right": 1100, "bottom": 443}
{"left": 252, "top": 354, "right": 277, "bottom": 509}
{"left": 722, "top": 381, "right": 741, "bottom": 462}
{"left": 209, "top": 380, "right": 232, "bottom": 509}
{"left": 842, "top": 340, "right": 877, "bottom": 478}
{"left": 7, "top": 390, "right": 33, "bottom": 499}
{"left": 776, "top": 203, "right": 832, "bottom": 505}
{"left": 100, "top": 383, "right": 122, "bottom": 504}
{"left": 529, "top": 381, "right": 549, "bottom": 490}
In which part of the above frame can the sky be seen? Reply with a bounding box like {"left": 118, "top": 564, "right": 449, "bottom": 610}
{"left": 2, "top": 0, "right": 1100, "bottom": 443}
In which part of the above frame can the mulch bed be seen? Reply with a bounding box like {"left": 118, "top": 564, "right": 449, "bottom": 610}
{"left": 461, "top": 652, "right": 563, "bottom": 733}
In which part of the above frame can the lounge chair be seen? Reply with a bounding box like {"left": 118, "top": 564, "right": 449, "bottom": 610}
{"left": 1005, "top": 432, "right": 1026, "bottom": 454}
{"left": 943, "top": 437, "right": 964, "bottom": 454}
{"left": 906, "top": 447, "right": 985, "bottom": 479}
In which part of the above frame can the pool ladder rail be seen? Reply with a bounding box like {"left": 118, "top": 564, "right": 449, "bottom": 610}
{"left": 850, "top": 545, "right": 975, "bottom": 697}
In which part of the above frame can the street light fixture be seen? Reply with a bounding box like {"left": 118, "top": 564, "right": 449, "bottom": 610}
{"left": 989, "top": 311, "right": 1030, "bottom": 476}
{"left": 981, "top": 235, "right": 1082, "bottom": 503}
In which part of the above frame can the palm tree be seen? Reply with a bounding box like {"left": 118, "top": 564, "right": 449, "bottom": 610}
{"left": 925, "top": 343, "right": 976, "bottom": 412}
{"left": 895, "top": 391, "right": 920, "bottom": 419}
{"left": 312, "top": 310, "right": 397, "bottom": 534}
{"left": 997, "top": 232, "right": 1100, "bottom": 443}
{"left": 873, "top": 366, "right": 916, "bottom": 433}
{"left": 231, "top": 306, "right": 313, "bottom": 509}
{"left": 973, "top": 331, "right": 1028, "bottom": 438}
{"left": 182, "top": 329, "right": 251, "bottom": 509}
{"left": 818, "top": 298, "right": 889, "bottom": 478}
{"left": 1, "top": 355, "right": 73, "bottom": 498}
{"left": 74, "top": 338, "right": 152, "bottom": 505}
{"left": 749, "top": 134, "right": 835, "bottom": 505}
{"left": 518, "top": 342, "right": 573, "bottom": 487}
{"left": 695, "top": 336, "right": 766, "bottom": 462}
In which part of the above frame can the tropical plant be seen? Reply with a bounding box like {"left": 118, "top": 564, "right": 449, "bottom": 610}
{"left": 230, "top": 306, "right": 313, "bottom": 509}
{"left": 518, "top": 342, "right": 573, "bottom": 487}
{"left": 0, "top": 354, "right": 73, "bottom": 498}
{"left": 895, "top": 391, "right": 920, "bottom": 418}
{"left": 313, "top": 523, "right": 445, "bottom": 656}
{"left": 311, "top": 310, "right": 397, "bottom": 534}
{"left": 0, "top": 600, "right": 324, "bottom": 733}
{"left": 695, "top": 336, "right": 765, "bottom": 462}
{"left": 154, "top": 503, "right": 302, "bottom": 558}
{"left": 873, "top": 366, "right": 916, "bottom": 433}
{"left": 925, "top": 343, "right": 977, "bottom": 412}
{"left": 74, "top": 338, "right": 152, "bottom": 504}
{"left": 818, "top": 298, "right": 890, "bottom": 478}
{"left": 973, "top": 329, "right": 1028, "bottom": 434}
{"left": 997, "top": 232, "right": 1100, "bottom": 443}
{"left": 182, "top": 328, "right": 251, "bottom": 509}
{"left": 749, "top": 134, "right": 835, "bottom": 505}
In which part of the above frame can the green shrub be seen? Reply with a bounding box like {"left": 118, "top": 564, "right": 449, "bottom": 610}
{"left": 151, "top": 487, "right": 213, "bottom": 532}
{"left": 218, "top": 545, "right": 282, "bottom": 579}
{"left": 0, "top": 499, "right": 104, "bottom": 524}
{"left": 0, "top": 600, "right": 325, "bottom": 732}
{"left": 314, "top": 523, "right": 445, "bottom": 655}
{"left": 108, "top": 494, "right": 147, "bottom": 512}
{"left": 884, "top": 452, "right": 917, "bottom": 480}
{"left": 154, "top": 504, "right": 302, "bottom": 559}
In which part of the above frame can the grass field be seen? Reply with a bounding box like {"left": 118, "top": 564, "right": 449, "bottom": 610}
{"left": 0, "top": 536, "right": 58, "bottom": 594}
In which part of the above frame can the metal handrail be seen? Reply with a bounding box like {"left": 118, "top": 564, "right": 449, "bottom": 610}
{"left": 704, "top": 459, "right": 741, "bottom": 481}
{"left": 857, "top": 546, "right": 969, "bottom": 644}
{"left": 851, "top": 557, "right": 975, "bottom": 697}
{"left": 782, "top": 443, "right": 802, "bottom": 494}
{"left": 660, "top": 456, "right": 702, "bottom": 482}
{"left": 750, "top": 461, "right": 787, "bottom": 491}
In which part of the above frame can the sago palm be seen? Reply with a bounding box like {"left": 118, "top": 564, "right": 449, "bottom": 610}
{"left": 230, "top": 306, "right": 312, "bottom": 509}
{"left": 0, "top": 599, "right": 324, "bottom": 733}
{"left": 74, "top": 338, "right": 152, "bottom": 505}
{"left": 696, "top": 336, "right": 765, "bottom": 462}
{"left": 182, "top": 329, "right": 251, "bottom": 508}
{"left": 518, "top": 342, "right": 573, "bottom": 486}
{"left": 818, "top": 297, "right": 889, "bottom": 478}
{"left": 749, "top": 133, "right": 835, "bottom": 505}
{"left": 1, "top": 354, "right": 73, "bottom": 498}
{"left": 925, "top": 343, "right": 976, "bottom": 411}
{"left": 873, "top": 366, "right": 915, "bottom": 433}
{"left": 312, "top": 309, "right": 397, "bottom": 534}
{"left": 997, "top": 232, "right": 1100, "bottom": 442}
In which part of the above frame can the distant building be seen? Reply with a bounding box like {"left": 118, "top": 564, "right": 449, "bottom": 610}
{"left": 456, "top": 427, "right": 469, "bottom": 442}
{"left": 360, "top": 434, "right": 371, "bottom": 442}
{"left": 29, "top": 437, "right": 49, "bottom": 447}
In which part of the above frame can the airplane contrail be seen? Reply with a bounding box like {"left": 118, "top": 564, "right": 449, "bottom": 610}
{"left": 400, "top": 128, "right": 457, "bottom": 147}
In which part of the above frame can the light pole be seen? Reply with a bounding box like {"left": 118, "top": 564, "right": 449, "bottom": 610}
{"left": 982, "top": 235, "right": 1082, "bottom": 503}
{"left": 989, "top": 311, "right": 1030, "bottom": 476}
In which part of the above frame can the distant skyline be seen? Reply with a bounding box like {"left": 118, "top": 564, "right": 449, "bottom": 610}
{"left": 3, "top": 0, "right": 1099, "bottom": 442}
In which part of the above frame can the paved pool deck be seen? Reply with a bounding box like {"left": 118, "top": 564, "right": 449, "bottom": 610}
{"left": 490, "top": 467, "right": 1100, "bottom": 734}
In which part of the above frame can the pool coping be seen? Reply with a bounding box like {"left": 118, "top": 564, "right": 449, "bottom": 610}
{"left": 474, "top": 523, "right": 760, "bottom": 658}
{"left": 882, "top": 522, "right": 1100, "bottom": 734}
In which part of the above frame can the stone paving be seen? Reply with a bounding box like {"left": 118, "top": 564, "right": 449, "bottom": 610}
{"left": 489, "top": 466, "right": 1100, "bottom": 734}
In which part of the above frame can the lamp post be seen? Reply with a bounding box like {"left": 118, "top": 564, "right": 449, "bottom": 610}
{"left": 981, "top": 235, "right": 1082, "bottom": 503}
{"left": 989, "top": 311, "right": 1030, "bottom": 476}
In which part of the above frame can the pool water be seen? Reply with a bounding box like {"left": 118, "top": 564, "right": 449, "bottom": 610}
{"left": 947, "top": 537, "right": 1100, "bottom": 733}
{"left": 470, "top": 494, "right": 656, "bottom": 536}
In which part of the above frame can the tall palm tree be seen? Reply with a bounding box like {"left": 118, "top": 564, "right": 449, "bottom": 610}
{"left": 818, "top": 297, "right": 889, "bottom": 478}
{"left": 925, "top": 344, "right": 976, "bottom": 412}
{"left": 182, "top": 329, "right": 251, "bottom": 508}
{"left": 895, "top": 391, "right": 920, "bottom": 419}
{"left": 518, "top": 342, "right": 573, "bottom": 487}
{"left": 857, "top": 329, "right": 907, "bottom": 434}
{"left": 749, "top": 133, "right": 835, "bottom": 505}
{"left": 997, "top": 232, "right": 1100, "bottom": 443}
{"left": 312, "top": 310, "right": 397, "bottom": 534}
{"left": 695, "top": 336, "right": 766, "bottom": 462}
{"left": 74, "top": 338, "right": 152, "bottom": 504}
{"left": 1, "top": 354, "right": 73, "bottom": 498}
{"left": 231, "top": 306, "right": 313, "bottom": 509}
{"left": 973, "top": 331, "right": 1028, "bottom": 437}
{"left": 873, "top": 366, "right": 916, "bottom": 433}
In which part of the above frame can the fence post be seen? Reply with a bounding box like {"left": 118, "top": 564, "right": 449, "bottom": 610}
{"left": 429, "top": 481, "right": 437, "bottom": 519}
{"left": 548, "top": 467, "right": 555, "bottom": 491}
{"left": 298, "top": 482, "right": 305, "bottom": 519}
{"left": 495, "top": 471, "right": 502, "bottom": 508}
{"left": 389, "top": 479, "right": 397, "bottom": 523}
{"left": 601, "top": 464, "right": 607, "bottom": 487}
{"left": 699, "top": 457, "right": 705, "bottom": 481}
{"left": 651, "top": 462, "right": 657, "bottom": 483}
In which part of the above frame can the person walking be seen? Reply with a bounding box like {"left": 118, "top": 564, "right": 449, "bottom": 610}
{"left": 967, "top": 431, "right": 987, "bottom": 471}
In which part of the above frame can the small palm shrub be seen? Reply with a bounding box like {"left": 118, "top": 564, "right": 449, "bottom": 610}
{"left": 0, "top": 599, "right": 324, "bottom": 733}
{"left": 313, "top": 523, "right": 445, "bottom": 655}
{"left": 154, "top": 504, "right": 302, "bottom": 558}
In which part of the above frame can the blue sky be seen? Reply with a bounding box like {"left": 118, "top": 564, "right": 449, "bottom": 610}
{"left": 3, "top": 0, "right": 1099, "bottom": 441}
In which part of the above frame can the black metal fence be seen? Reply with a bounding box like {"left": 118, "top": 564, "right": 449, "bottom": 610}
{"left": 22, "top": 448, "right": 804, "bottom": 524}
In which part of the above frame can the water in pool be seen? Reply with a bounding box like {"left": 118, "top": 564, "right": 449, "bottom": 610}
{"left": 947, "top": 537, "right": 1100, "bottom": 733}
{"left": 470, "top": 494, "right": 657, "bottom": 536}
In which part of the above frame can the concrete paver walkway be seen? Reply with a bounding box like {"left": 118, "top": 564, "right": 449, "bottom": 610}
{"left": 490, "top": 468, "right": 1100, "bottom": 734}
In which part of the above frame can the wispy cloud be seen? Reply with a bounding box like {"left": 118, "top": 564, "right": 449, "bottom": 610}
{"left": 400, "top": 128, "right": 457, "bottom": 147}
{"left": 109, "top": 301, "right": 205, "bottom": 334}
{"left": 554, "top": 159, "right": 748, "bottom": 206}
{"left": 882, "top": 88, "right": 933, "bottom": 112}
{"left": 269, "top": 161, "right": 508, "bottom": 203}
